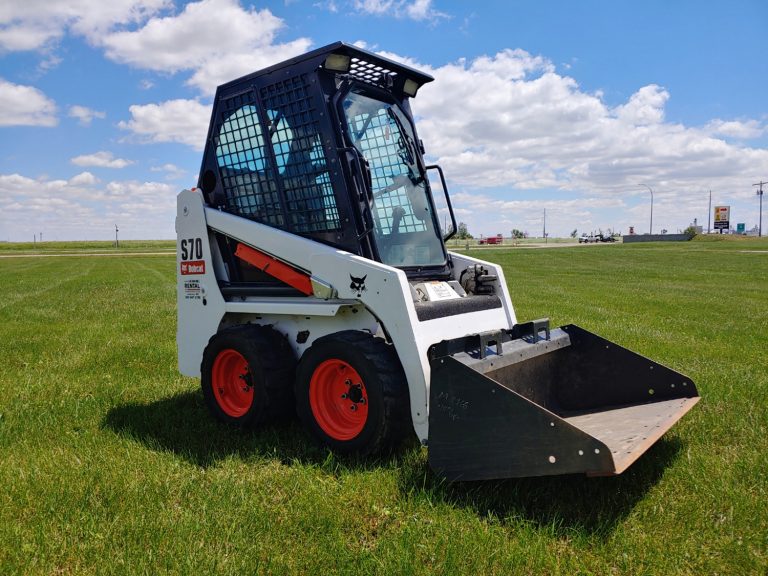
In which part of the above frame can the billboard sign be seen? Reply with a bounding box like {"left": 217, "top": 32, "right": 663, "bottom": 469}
{"left": 714, "top": 206, "right": 730, "bottom": 230}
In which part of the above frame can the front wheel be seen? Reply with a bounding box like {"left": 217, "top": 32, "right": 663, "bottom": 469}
{"left": 295, "top": 331, "right": 410, "bottom": 455}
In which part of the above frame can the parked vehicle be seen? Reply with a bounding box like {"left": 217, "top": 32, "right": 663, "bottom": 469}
{"left": 479, "top": 234, "right": 503, "bottom": 245}
{"left": 176, "top": 42, "right": 698, "bottom": 481}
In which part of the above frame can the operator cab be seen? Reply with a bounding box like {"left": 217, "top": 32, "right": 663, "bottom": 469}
{"left": 196, "top": 42, "right": 456, "bottom": 291}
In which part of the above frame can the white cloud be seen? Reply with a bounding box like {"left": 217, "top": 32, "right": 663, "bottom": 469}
{"left": 2, "top": 1, "right": 312, "bottom": 95}
{"left": 118, "top": 99, "right": 210, "bottom": 149}
{"left": 0, "top": 0, "right": 169, "bottom": 52}
{"left": 0, "top": 78, "right": 57, "bottom": 126}
{"left": 313, "top": 0, "right": 339, "bottom": 13}
{"left": 151, "top": 163, "right": 187, "bottom": 180}
{"left": 37, "top": 54, "right": 63, "bottom": 73}
{"left": 615, "top": 85, "right": 668, "bottom": 126}
{"left": 0, "top": 23, "right": 57, "bottom": 52}
{"left": 71, "top": 151, "right": 134, "bottom": 168}
{"left": 101, "top": 0, "right": 311, "bottom": 93}
{"left": 705, "top": 119, "right": 766, "bottom": 140}
{"left": 404, "top": 0, "right": 445, "bottom": 20}
{"left": 350, "top": 0, "right": 447, "bottom": 21}
{"left": 397, "top": 49, "right": 768, "bottom": 194}
{"left": 0, "top": 171, "right": 178, "bottom": 240}
{"left": 68, "top": 171, "right": 98, "bottom": 186}
{"left": 185, "top": 40, "right": 312, "bottom": 94}
{"left": 68, "top": 104, "right": 106, "bottom": 125}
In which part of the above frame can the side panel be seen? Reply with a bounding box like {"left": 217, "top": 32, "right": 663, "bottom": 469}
{"left": 176, "top": 190, "right": 227, "bottom": 377}
{"left": 178, "top": 190, "right": 366, "bottom": 376}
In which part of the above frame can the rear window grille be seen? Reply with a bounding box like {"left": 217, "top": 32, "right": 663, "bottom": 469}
{"left": 260, "top": 75, "right": 340, "bottom": 233}
{"left": 216, "top": 93, "right": 284, "bottom": 228}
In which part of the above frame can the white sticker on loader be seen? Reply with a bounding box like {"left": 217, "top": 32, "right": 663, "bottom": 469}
{"left": 184, "top": 279, "right": 203, "bottom": 300}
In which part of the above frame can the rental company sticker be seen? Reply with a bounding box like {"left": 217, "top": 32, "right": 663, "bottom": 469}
{"left": 180, "top": 260, "right": 205, "bottom": 275}
{"left": 184, "top": 279, "right": 202, "bottom": 300}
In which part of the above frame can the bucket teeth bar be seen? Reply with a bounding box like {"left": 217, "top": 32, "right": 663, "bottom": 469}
{"left": 427, "top": 324, "right": 700, "bottom": 481}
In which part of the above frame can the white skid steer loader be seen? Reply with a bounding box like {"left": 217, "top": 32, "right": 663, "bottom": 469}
{"left": 176, "top": 42, "right": 699, "bottom": 480}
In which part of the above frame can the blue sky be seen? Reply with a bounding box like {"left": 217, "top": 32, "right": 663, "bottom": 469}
{"left": 1, "top": 0, "right": 766, "bottom": 241}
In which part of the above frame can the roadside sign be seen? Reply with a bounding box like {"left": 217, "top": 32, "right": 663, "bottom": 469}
{"left": 714, "top": 205, "right": 730, "bottom": 230}
{"left": 737, "top": 223, "right": 745, "bottom": 233}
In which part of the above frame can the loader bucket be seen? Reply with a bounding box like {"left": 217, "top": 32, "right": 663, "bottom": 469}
{"left": 427, "top": 324, "right": 699, "bottom": 481}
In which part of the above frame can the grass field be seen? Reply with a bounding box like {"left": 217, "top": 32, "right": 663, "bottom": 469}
{"left": 0, "top": 240, "right": 175, "bottom": 254}
{"left": 1, "top": 237, "right": 766, "bottom": 574}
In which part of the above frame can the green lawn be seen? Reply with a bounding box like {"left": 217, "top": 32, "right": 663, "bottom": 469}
{"left": 1, "top": 237, "right": 766, "bottom": 574}
{"left": 0, "top": 240, "right": 175, "bottom": 254}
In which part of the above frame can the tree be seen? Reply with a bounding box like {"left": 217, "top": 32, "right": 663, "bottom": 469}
{"left": 511, "top": 229, "right": 525, "bottom": 240}
{"left": 457, "top": 222, "right": 473, "bottom": 239}
{"left": 570, "top": 229, "right": 578, "bottom": 238}
{"left": 683, "top": 225, "right": 698, "bottom": 237}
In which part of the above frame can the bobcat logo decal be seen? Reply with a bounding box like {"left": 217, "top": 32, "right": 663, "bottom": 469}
{"left": 349, "top": 274, "right": 367, "bottom": 296}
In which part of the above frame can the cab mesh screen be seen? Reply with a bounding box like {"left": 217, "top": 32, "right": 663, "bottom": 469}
{"left": 215, "top": 77, "right": 340, "bottom": 234}
{"left": 216, "top": 93, "right": 284, "bottom": 227}
{"left": 260, "top": 75, "right": 340, "bottom": 233}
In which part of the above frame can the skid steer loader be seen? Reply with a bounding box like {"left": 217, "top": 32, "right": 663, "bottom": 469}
{"left": 176, "top": 42, "right": 699, "bottom": 480}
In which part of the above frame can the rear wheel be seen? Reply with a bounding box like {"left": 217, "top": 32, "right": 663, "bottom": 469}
{"left": 295, "top": 331, "right": 410, "bottom": 455}
{"left": 201, "top": 325, "right": 295, "bottom": 427}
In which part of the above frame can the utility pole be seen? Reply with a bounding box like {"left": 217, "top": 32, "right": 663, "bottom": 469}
{"left": 754, "top": 181, "right": 766, "bottom": 237}
{"left": 708, "top": 190, "right": 712, "bottom": 234}
{"left": 638, "top": 184, "right": 654, "bottom": 234}
{"left": 115, "top": 224, "right": 119, "bottom": 248}
{"left": 543, "top": 208, "right": 547, "bottom": 243}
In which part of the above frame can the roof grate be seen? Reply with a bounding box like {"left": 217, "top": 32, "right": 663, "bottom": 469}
{"left": 348, "top": 57, "right": 397, "bottom": 87}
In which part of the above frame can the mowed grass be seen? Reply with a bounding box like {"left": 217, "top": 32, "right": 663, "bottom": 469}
{"left": 0, "top": 237, "right": 766, "bottom": 575}
{"left": 0, "top": 240, "right": 175, "bottom": 255}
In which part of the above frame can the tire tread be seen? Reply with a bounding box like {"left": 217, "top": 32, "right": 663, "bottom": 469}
{"left": 298, "top": 330, "right": 411, "bottom": 454}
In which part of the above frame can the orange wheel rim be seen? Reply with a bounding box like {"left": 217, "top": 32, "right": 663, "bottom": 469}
{"left": 309, "top": 359, "right": 369, "bottom": 441}
{"left": 212, "top": 349, "right": 253, "bottom": 417}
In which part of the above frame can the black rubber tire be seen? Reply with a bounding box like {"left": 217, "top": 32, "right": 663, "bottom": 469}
{"left": 201, "top": 324, "right": 295, "bottom": 427}
{"left": 295, "top": 330, "right": 411, "bottom": 455}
